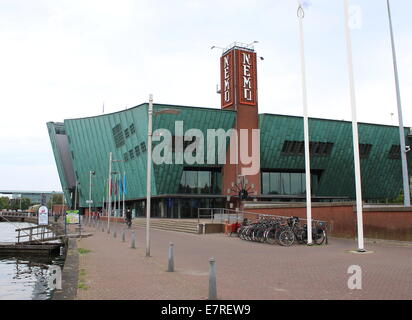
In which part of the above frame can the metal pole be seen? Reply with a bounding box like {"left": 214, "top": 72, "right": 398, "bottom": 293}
{"left": 168, "top": 242, "right": 174, "bottom": 272}
{"left": 89, "top": 171, "right": 92, "bottom": 225}
{"left": 131, "top": 231, "right": 136, "bottom": 249}
{"left": 117, "top": 172, "right": 122, "bottom": 217}
{"left": 107, "top": 152, "right": 112, "bottom": 233}
{"left": 297, "top": 2, "right": 313, "bottom": 245}
{"left": 343, "top": 0, "right": 365, "bottom": 252}
{"left": 74, "top": 181, "right": 78, "bottom": 211}
{"left": 146, "top": 94, "right": 153, "bottom": 257}
{"left": 387, "top": 0, "right": 411, "bottom": 206}
{"left": 208, "top": 258, "right": 217, "bottom": 300}
{"left": 123, "top": 171, "right": 126, "bottom": 218}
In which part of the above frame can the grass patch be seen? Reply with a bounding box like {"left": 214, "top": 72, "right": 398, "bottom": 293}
{"left": 78, "top": 248, "right": 91, "bottom": 254}
{"left": 78, "top": 268, "right": 89, "bottom": 290}
{"left": 77, "top": 281, "right": 89, "bottom": 290}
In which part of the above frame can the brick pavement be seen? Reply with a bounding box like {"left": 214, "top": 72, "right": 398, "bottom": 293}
{"left": 75, "top": 220, "right": 412, "bottom": 300}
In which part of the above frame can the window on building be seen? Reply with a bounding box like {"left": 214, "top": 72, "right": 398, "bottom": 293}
{"left": 124, "top": 128, "right": 130, "bottom": 139}
{"left": 124, "top": 152, "right": 129, "bottom": 162}
{"left": 130, "top": 124, "right": 136, "bottom": 135}
{"left": 135, "top": 145, "right": 140, "bottom": 157}
{"left": 140, "top": 142, "right": 147, "bottom": 152}
{"left": 129, "top": 149, "right": 134, "bottom": 159}
{"left": 261, "top": 171, "right": 321, "bottom": 196}
{"left": 388, "top": 144, "right": 401, "bottom": 159}
{"left": 112, "top": 124, "right": 125, "bottom": 148}
{"left": 281, "top": 141, "right": 334, "bottom": 157}
{"left": 359, "top": 143, "right": 372, "bottom": 158}
{"left": 178, "top": 168, "right": 221, "bottom": 194}
{"left": 71, "top": 151, "right": 75, "bottom": 159}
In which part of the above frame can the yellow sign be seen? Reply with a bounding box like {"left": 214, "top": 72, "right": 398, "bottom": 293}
{"left": 66, "top": 210, "right": 80, "bottom": 224}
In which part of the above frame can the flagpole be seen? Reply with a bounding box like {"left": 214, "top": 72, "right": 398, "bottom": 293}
{"left": 297, "top": 1, "right": 313, "bottom": 245}
{"left": 118, "top": 175, "right": 121, "bottom": 217}
{"left": 386, "top": 0, "right": 411, "bottom": 206}
{"left": 343, "top": 0, "right": 365, "bottom": 252}
{"left": 123, "top": 171, "right": 126, "bottom": 218}
{"left": 107, "top": 152, "right": 112, "bottom": 232}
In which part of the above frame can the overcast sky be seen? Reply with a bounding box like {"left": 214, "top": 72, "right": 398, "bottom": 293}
{"left": 0, "top": 0, "right": 411, "bottom": 192}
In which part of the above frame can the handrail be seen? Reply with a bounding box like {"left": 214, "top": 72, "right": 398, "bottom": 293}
{"left": 197, "top": 207, "right": 327, "bottom": 227}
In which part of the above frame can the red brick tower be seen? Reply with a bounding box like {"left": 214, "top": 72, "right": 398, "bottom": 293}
{"left": 220, "top": 43, "right": 261, "bottom": 207}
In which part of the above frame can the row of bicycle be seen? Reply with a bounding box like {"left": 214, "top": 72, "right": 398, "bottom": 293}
{"left": 236, "top": 216, "right": 328, "bottom": 246}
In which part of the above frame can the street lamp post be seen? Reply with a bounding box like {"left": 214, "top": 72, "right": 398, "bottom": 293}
{"left": 146, "top": 94, "right": 154, "bottom": 257}
{"left": 145, "top": 95, "right": 181, "bottom": 257}
{"left": 88, "top": 170, "right": 95, "bottom": 224}
{"left": 386, "top": 0, "right": 411, "bottom": 206}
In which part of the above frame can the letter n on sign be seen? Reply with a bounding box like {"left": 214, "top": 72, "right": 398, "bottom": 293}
{"left": 220, "top": 50, "right": 235, "bottom": 108}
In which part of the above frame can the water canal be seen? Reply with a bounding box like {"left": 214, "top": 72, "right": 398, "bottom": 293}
{"left": 0, "top": 222, "right": 64, "bottom": 300}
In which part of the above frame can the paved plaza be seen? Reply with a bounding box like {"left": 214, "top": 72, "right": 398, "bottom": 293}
{"left": 75, "top": 220, "right": 412, "bottom": 300}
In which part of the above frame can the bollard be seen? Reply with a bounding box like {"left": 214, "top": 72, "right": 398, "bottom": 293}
{"left": 107, "top": 227, "right": 110, "bottom": 234}
{"left": 122, "top": 230, "right": 126, "bottom": 243}
{"left": 113, "top": 229, "right": 117, "bottom": 238}
{"left": 131, "top": 231, "right": 136, "bottom": 249}
{"left": 208, "top": 258, "right": 217, "bottom": 300}
{"left": 168, "top": 242, "right": 174, "bottom": 272}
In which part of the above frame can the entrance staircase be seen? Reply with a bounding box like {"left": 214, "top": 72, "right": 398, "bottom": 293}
{"left": 133, "top": 218, "right": 200, "bottom": 234}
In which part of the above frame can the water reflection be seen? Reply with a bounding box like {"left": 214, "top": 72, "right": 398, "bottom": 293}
{"left": 0, "top": 222, "right": 64, "bottom": 300}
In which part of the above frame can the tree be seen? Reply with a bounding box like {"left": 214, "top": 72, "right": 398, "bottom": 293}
{"left": 0, "top": 197, "right": 9, "bottom": 210}
{"left": 47, "top": 193, "right": 64, "bottom": 209}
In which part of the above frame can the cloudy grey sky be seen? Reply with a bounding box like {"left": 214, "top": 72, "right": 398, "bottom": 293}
{"left": 0, "top": 0, "right": 411, "bottom": 192}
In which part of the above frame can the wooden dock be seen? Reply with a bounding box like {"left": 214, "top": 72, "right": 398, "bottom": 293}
{"left": 0, "top": 242, "right": 62, "bottom": 255}
{"left": 0, "top": 222, "right": 66, "bottom": 256}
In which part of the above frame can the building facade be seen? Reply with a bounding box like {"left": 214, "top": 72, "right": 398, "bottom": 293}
{"left": 47, "top": 44, "right": 412, "bottom": 218}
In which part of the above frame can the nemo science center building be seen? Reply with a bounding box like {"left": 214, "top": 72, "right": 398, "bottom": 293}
{"left": 47, "top": 43, "right": 412, "bottom": 218}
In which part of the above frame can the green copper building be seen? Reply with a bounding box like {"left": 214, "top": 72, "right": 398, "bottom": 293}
{"left": 47, "top": 102, "right": 412, "bottom": 218}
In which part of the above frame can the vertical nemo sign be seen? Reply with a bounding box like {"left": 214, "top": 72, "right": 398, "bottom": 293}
{"left": 220, "top": 50, "right": 235, "bottom": 108}
{"left": 236, "top": 49, "right": 257, "bottom": 106}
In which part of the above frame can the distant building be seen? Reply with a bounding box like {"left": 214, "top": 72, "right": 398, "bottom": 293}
{"left": 0, "top": 190, "right": 62, "bottom": 205}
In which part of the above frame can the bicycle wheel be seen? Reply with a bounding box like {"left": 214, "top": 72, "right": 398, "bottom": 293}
{"left": 266, "top": 228, "right": 277, "bottom": 245}
{"left": 278, "top": 230, "right": 295, "bottom": 247}
{"left": 313, "top": 230, "right": 326, "bottom": 245}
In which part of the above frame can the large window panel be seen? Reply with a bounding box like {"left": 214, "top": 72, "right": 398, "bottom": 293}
{"left": 290, "top": 173, "right": 303, "bottom": 195}
{"left": 280, "top": 173, "right": 290, "bottom": 195}
{"left": 198, "top": 171, "right": 211, "bottom": 194}
{"left": 262, "top": 172, "right": 270, "bottom": 195}
{"left": 269, "top": 172, "right": 281, "bottom": 195}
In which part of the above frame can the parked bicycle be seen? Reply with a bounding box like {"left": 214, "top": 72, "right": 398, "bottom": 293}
{"left": 238, "top": 216, "right": 327, "bottom": 247}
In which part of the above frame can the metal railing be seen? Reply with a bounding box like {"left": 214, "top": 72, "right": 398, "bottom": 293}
{"left": 197, "top": 208, "right": 244, "bottom": 224}
{"left": 197, "top": 207, "right": 328, "bottom": 232}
